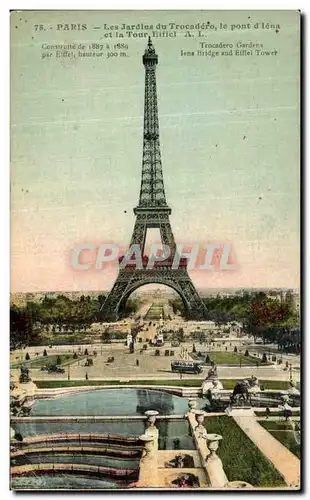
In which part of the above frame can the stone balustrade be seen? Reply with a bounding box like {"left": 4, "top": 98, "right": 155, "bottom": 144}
{"left": 187, "top": 400, "right": 228, "bottom": 488}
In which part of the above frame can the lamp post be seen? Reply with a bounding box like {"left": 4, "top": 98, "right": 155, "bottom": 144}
{"left": 289, "top": 363, "right": 293, "bottom": 382}
{"left": 68, "top": 363, "right": 70, "bottom": 381}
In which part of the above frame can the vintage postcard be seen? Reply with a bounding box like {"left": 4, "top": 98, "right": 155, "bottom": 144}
{"left": 10, "top": 10, "right": 300, "bottom": 491}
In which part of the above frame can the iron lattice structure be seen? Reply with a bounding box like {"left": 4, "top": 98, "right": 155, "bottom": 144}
{"left": 100, "top": 38, "right": 206, "bottom": 321}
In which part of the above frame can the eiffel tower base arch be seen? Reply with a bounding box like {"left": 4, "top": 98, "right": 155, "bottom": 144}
{"left": 100, "top": 267, "right": 206, "bottom": 321}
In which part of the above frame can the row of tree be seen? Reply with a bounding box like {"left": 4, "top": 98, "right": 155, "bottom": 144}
{"left": 170, "top": 291, "right": 300, "bottom": 353}
{"left": 10, "top": 294, "right": 104, "bottom": 349}
{"left": 11, "top": 290, "right": 300, "bottom": 353}
{"left": 10, "top": 293, "right": 142, "bottom": 349}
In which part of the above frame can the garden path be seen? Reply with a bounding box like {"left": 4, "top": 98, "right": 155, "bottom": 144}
{"left": 232, "top": 411, "right": 300, "bottom": 487}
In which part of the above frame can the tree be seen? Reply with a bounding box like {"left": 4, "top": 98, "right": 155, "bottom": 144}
{"left": 177, "top": 328, "right": 185, "bottom": 343}
{"left": 73, "top": 352, "right": 78, "bottom": 359}
{"left": 169, "top": 297, "right": 185, "bottom": 317}
{"left": 101, "top": 329, "right": 110, "bottom": 343}
{"left": 25, "top": 352, "right": 30, "bottom": 360}
{"left": 84, "top": 348, "right": 88, "bottom": 355}
{"left": 192, "top": 344, "right": 197, "bottom": 353}
{"left": 10, "top": 305, "right": 36, "bottom": 349}
{"left": 43, "top": 349, "right": 48, "bottom": 356}
{"left": 285, "top": 290, "right": 295, "bottom": 314}
{"left": 234, "top": 346, "right": 238, "bottom": 353}
{"left": 244, "top": 349, "right": 249, "bottom": 356}
{"left": 262, "top": 353, "right": 268, "bottom": 363}
{"left": 97, "top": 294, "right": 106, "bottom": 305}
{"left": 56, "top": 355, "right": 61, "bottom": 365}
{"left": 205, "top": 354, "right": 211, "bottom": 363}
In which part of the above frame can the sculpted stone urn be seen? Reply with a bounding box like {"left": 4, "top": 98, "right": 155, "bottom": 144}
{"left": 139, "top": 434, "right": 155, "bottom": 459}
{"left": 188, "top": 399, "right": 198, "bottom": 413}
{"left": 194, "top": 410, "right": 207, "bottom": 438}
{"left": 281, "top": 393, "right": 290, "bottom": 403}
{"left": 145, "top": 410, "right": 159, "bottom": 428}
{"left": 227, "top": 480, "right": 254, "bottom": 489}
{"left": 206, "top": 433, "right": 223, "bottom": 460}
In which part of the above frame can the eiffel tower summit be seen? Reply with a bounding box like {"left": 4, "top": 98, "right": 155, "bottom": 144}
{"left": 100, "top": 38, "right": 206, "bottom": 321}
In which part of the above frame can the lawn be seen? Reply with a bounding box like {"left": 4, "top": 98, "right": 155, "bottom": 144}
{"left": 11, "top": 354, "right": 84, "bottom": 369}
{"left": 204, "top": 416, "right": 286, "bottom": 487}
{"left": 259, "top": 420, "right": 300, "bottom": 459}
{"left": 256, "top": 410, "right": 300, "bottom": 417}
{"left": 222, "top": 379, "right": 291, "bottom": 390}
{"left": 34, "top": 378, "right": 292, "bottom": 390}
{"left": 145, "top": 303, "right": 166, "bottom": 320}
{"left": 196, "top": 351, "right": 271, "bottom": 366}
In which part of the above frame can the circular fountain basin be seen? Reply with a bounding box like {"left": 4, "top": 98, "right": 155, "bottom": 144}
{"left": 31, "top": 388, "right": 189, "bottom": 416}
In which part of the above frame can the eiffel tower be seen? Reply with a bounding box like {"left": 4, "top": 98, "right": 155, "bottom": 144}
{"left": 100, "top": 38, "right": 206, "bottom": 321}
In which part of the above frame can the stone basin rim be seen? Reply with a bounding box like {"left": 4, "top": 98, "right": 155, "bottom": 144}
{"left": 206, "top": 434, "right": 222, "bottom": 441}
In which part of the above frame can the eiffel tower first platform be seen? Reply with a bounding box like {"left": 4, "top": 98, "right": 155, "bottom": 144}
{"left": 100, "top": 38, "right": 206, "bottom": 321}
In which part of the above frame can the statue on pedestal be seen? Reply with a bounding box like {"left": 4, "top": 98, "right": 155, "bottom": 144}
{"left": 230, "top": 376, "right": 259, "bottom": 406}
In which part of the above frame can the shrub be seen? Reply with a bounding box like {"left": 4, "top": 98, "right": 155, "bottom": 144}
{"left": 244, "top": 349, "right": 249, "bottom": 356}
{"left": 165, "top": 350, "right": 170, "bottom": 356}
{"left": 205, "top": 354, "right": 211, "bottom": 363}
{"left": 272, "top": 355, "right": 276, "bottom": 362}
{"left": 43, "top": 349, "right": 48, "bottom": 356}
{"left": 25, "top": 352, "right": 30, "bottom": 361}
{"left": 234, "top": 346, "right": 238, "bottom": 353}
{"left": 56, "top": 355, "right": 61, "bottom": 365}
{"left": 262, "top": 353, "right": 268, "bottom": 363}
{"left": 155, "top": 349, "right": 160, "bottom": 356}
{"left": 143, "top": 344, "right": 148, "bottom": 350}
{"left": 73, "top": 352, "right": 78, "bottom": 359}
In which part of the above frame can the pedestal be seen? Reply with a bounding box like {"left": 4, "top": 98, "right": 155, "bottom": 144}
{"left": 137, "top": 434, "right": 159, "bottom": 488}
{"left": 194, "top": 410, "right": 207, "bottom": 439}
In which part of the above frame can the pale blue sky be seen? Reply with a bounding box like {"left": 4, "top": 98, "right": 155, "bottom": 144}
{"left": 11, "top": 10, "right": 300, "bottom": 292}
